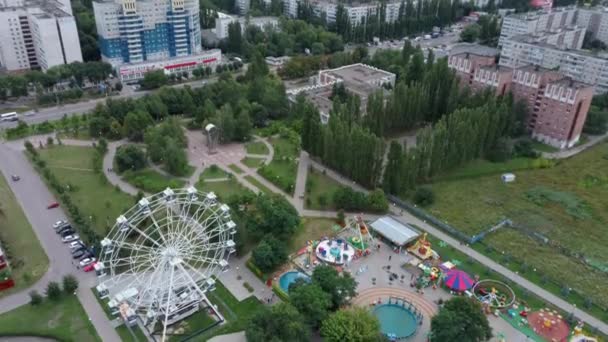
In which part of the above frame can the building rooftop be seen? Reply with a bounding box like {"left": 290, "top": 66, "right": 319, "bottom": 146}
{"left": 319, "top": 63, "right": 394, "bottom": 99}
{"left": 369, "top": 216, "right": 420, "bottom": 247}
{"left": 548, "top": 77, "right": 593, "bottom": 90}
{"left": 449, "top": 43, "right": 499, "bottom": 58}
{"left": 479, "top": 64, "right": 512, "bottom": 73}
{"left": 0, "top": 0, "right": 70, "bottom": 16}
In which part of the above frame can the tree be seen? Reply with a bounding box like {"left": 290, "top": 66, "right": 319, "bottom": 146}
{"left": 234, "top": 110, "right": 253, "bottom": 141}
{"left": 250, "top": 194, "right": 300, "bottom": 239}
{"left": 46, "top": 281, "right": 62, "bottom": 301}
{"left": 163, "top": 138, "right": 189, "bottom": 176}
{"left": 115, "top": 145, "right": 147, "bottom": 172}
{"left": 383, "top": 141, "right": 404, "bottom": 194}
{"left": 140, "top": 70, "right": 168, "bottom": 89}
{"left": 246, "top": 303, "right": 310, "bottom": 342}
{"left": 29, "top": 290, "right": 43, "bottom": 305}
{"left": 407, "top": 50, "right": 425, "bottom": 84}
{"left": 62, "top": 274, "right": 79, "bottom": 294}
{"left": 583, "top": 107, "right": 608, "bottom": 135}
{"left": 430, "top": 297, "right": 492, "bottom": 342}
{"left": 289, "top": 283, "right": 332, "bottom": 327}
{"left": 123, "top": 110, "right": 154, "bottom": 141}
{"left": 367, "top": 189, "right": 389, "bottom": 212}
{"left": 251, "top": 235, "right": 289, "bottom": 272}
{"left": 413, "top": 186, "right": 435, "bottom": 206}
{"left": 460, "top": 24, "right": 481, "bottom": 43}
{"left": 320, "top": 308, "right": 382, "bottom": 342}
{"left": 227, "top": 21, "right": 244, "bottom": 55}
{"left": 246, "top": 50, "right": 269, "bottom": 80}
{"left": 312, "top": 265, "right": 357, "bottom": 309}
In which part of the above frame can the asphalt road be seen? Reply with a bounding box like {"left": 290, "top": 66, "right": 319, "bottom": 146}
{"left": 0, "top": 141, "right": 120, "bottom": 341}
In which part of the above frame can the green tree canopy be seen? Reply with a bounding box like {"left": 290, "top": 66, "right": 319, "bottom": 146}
{"left": 311, "top": 265, "right": 357, "bottom": 310}
{"left": 430, "top": 297, "right": 492, "bottom": 342}
{"left": 246, "top": 303, "right": 310, "bottom": 342}
{"left": 289, "top": 283, "right": 332, "bottom": 328}
{"left": 115, "top": 144, "right": 147, "bottom": 172}
{"left": 320, "top": 307, "right": 382, "bottom": 342}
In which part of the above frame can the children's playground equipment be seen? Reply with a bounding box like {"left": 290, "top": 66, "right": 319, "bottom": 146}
{"left": 414, "top": 263, "right": 441, "bottom": 289}
{"left": 343, "top": 215, "right": 375, "bottom": 254}
{"left": 316, "top": 238, "right": 356, "bottom": 266}
{"left": 472, "top": 280, "right": 516, "bottom": 309}
{"left": 407, "top": 233, "right": 438, "bottom": 260}
{"left": 570, "top": 322, "right": 598, "bottom": 342}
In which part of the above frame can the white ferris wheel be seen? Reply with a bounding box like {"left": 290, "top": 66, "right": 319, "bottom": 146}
{"left": 95, "top": 187, "right": 236, "bottom": 340}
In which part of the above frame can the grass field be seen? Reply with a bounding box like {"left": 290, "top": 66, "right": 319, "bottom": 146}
{"left": 426, "top": 142, "right": 608, "bottom": 307}
{"left": 244, "top": 175, "right": 273, "bottom": 194}
{"left": 0, "top": 295, "right": 100, "bottom": 341}
{"left": 228, "top": 164, "right": 246, "bottom": 174}
{"left": 196, "top": 176, "right": 253, "bottom": 201}
{"left": 38, "top": 145, "right": 134, "bottom": 236}
{"left": 258, "top": 137, "right": 299, "bottom": 194}
{"left": 194, "top": 279, "right": 264, "bottom": 340}
{"left": 167, "top": 311, "right": 217, "bottom": 341}
{"left": 432, "top": 157, "right": 537, "bottom": 182}
{"left": 122, "top": 168, "right": 185, "bottom": 193}
{"left": 116, "top": 325, "right": 148, "bottom": 342}
{"left": 304, "top": 168, "right": 343, "bottom": 210}
{"left": 531, "top": 140, "right": 560, "bottom": 153}
{"left": 0, "top": 173, "right": 48, "bottom": 296}
{"left": 241, "top": 157, "right": 266, "bottom": 169}
{"left": 201, "top": 166, "right": 229, "bottom": 180}
{"left": 289, "top": 217, "right": 337, "bottom": 253}
{"left": 245, "top": 141, "right": 269, "bottom": 155}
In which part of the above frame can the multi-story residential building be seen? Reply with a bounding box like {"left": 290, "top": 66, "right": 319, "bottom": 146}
{"left": 283, "top": 0, "right": 401, "bottom": 25}
{"left": 0, "top": 0, "right": 82, "bottom": 72}
{"left": 93, "top": 0, "right": 202, "bottom": 67}
{"left": 214, "top": 12, "right": 278, "bottom": 39}
{"left": 500, "top": 33, "right": 608, "bottom": 93}
{"left": 448, "top": 46, "right": 594, "bottom": 149}
{"left": 498, "top": 6, "right": 579, "bottom": 46}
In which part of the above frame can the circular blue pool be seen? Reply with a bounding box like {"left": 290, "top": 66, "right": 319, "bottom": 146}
{"left": 278, "top": 271, "right": 309, "bottom": 293}
{"left": 373, "top": 303, "right": 418, "bottom": 339}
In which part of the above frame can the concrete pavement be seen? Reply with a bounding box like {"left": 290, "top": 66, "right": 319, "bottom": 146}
{"left": 0, "top": 141, "right": 120, "bottom": 341}
{"left": 542, "top": 131, "right": 608, "bottom": 159}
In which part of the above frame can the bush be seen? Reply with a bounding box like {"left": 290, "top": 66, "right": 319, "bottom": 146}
{"left": 29, "top": 290, "right": 43, "bottom": 305}
{"left": 251, "top": 236, "right": 288, "bottom": 273}
{"left": 243, "top": 282, "right": 255, "bottom": 293}
{"left": 246, "top": 258, "right": 265, "bottom": 280}
{"left": 514, "top": 140, "right": 539, "bottom": 158}
{"left": 62, "top": 274, "right": 79, "bottom": 294}
{"left": 46, "top": 281, "right": 62, "bottom": 301}
{"left": 413, "top": 186, "right": 435, "bottom": 206}
{"left": 115, "top": 144, "right": 147, "bottom": 172}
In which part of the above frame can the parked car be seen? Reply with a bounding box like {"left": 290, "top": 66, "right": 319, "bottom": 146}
{"left": 68, "top": 241, "right": 84, "bottom": 250}
{"left": 52, "top": 220, "right": 67, "bottom": 229}
{"left": 11, "top": 175, "right": 20, "bottom": 181}
{"left": 56, "top": 225, "right": 72, "bottom": 234}
{"left": 79, "top": 257, "right": 96, "bottom": 267}
{"left": 83, "top": 262, "right": 97, "bottom": 272}
{"left": 71, "top": 245, "right": 87, "bottom": 255}
{"left": 47, "top": 202, "right": 60, "bottom": 209}
{"left": 72, "top": 249, "right": 86, "bottom": 259}
{"left": 62, "top": 234, "right": 79, "bottom": 243}
{"left": 60, "top": 229, "right": 75, "bottom": 238}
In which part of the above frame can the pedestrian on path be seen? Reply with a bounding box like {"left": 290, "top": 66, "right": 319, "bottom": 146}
{"left": 389, "top": 255, "right": 392, "bottom": 261}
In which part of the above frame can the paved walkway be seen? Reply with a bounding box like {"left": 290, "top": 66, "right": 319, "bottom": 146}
{"left": 542, "top": 132, "right": 608, "bottom": 159}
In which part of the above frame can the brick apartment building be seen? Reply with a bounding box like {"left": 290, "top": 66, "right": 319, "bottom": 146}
{"left": 448, "top": 45, "right": 594, "bottom": 149}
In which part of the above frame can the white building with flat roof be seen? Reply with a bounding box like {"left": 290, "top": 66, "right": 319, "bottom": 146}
{"left": 283, "top": 0, "right": 401, "bottom": 25}
{"left": 214, "top": 13, "right": 278, "bottom": 39}
{"left": 0, "top": 0, "right": 82, "bottom": 72}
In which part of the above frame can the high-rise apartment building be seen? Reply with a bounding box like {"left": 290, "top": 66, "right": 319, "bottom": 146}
{"left": 283, "top": 0, "right": 401, "bottom": 25}
{"left": 93, "top": 0, "right": 202, "bottom": 67}
{"left": 0, "top": 0, "right": 82, "bottom": 72}
{"left": 448, "top": 45, "right": 594, "bottom": 149}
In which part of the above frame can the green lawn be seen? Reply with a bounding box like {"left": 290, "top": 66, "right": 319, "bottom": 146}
{"left": 167, "top": 311, "right": 217, "bottom": 341}
{"left": 38, "top": 145, "right": 134, "bottom": 236}
{"left": 531, "top": 140, "right": 560, "bottom": 153}
{"left": 241, "top": 157, "right": 266, "bottom": 169}
{"left": 244, "top": 175, "right": 273, "bottom": 195}
{"left": 57, "top": 129, "right": 92, "bottom": 141}
{"left": 193, "top": 279, "right": 264, "bottom": 340}
{"left": 0, "top": 295, "right": 100, "bottom": 341}
{"left": 432, "top": 157, "right": 538, "bottom": 182}
{"left": 0, "top": 173, "right": 48, "bottom": 297}
{"left": 196, "top": 177, "right": 253, "bottom": 201}
{"left": 116, "top": 324, "right": 148, "bottom": 342}
{"left": 425, "top": 142, "right": 608, "bottom": 308}
{"left": 228, "top": 164, "right": 246, "bottom": 174}
{"left": 290, "top": 217, "right": 337, "bottom": 253}
{"left": 245, "top": 141, "right": 269, "bottom": 155}
{"left": 201, "top": 166, "right": 229, "bottom": 180}
{"left": 122, "top": 168, "right": 185, "bottom": 193}
{"left": 257, "top": 137, "right": 300, "bottom": 194}
{"left": 305, "top": 168, "right": 343, "bottom": 210}
{"left": 269, "top": 136, "right": 299, "bottom": 158}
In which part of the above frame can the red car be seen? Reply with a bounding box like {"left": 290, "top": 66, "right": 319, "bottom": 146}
{"left": 83, "top": 261, "right": 97, "bottom": 272}
{"left": 47, "top": 202, "right": 60, "bottom": 209}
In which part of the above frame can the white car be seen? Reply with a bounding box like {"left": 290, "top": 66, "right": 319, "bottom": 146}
{"left": 68, "top": 241, "right": 84, "bottom": 250}
{"left": 79, "top": 257, "right": 96, "bottom": 267}
{"left": 53, "top": 220, "right": 68, "bottom": 229}
{"left": 62, "top": 234, "right": 80, "bottom": 243}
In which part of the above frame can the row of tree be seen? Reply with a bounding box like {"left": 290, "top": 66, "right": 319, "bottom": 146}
{"left": 382, "top": 99, "right": 517, "bottom": 194}
{"left": 0, "top": 61, "right": 112, "bottom": 99}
